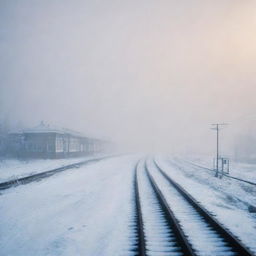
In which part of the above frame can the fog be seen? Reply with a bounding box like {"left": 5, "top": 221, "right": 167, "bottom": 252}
{"left": 1, "top": 0, "right": 256, "bottom": 154}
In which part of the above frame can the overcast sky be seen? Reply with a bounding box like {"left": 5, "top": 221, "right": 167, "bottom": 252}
{"left": 1, "top": 0, "right": 256, "bottom": 154}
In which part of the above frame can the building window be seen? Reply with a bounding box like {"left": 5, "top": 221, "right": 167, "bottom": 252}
{"left": 47, "top": 144, "right": 54, "bottom": 152}
{"left": 25, "top": 143, "right": 44, "bottom": 152}
{"left": 69, "top": 138, "right": 80, "bottom": 152}
{"left": 56, "top": 136, "right": 64, "bottom": 152}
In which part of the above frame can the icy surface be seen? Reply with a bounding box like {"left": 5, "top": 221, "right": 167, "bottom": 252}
{"left": 0, "top": 155, "right": 139, "bottom": 256}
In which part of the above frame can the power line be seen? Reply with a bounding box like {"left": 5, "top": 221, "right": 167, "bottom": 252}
{"left": 211, "top": 123, "right": 228, "bottom": 177}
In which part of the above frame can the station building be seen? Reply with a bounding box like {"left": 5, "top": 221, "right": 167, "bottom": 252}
{"left": 7, "top": 122, "right": 104, "bottom": 159}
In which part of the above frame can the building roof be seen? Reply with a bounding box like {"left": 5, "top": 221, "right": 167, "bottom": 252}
{"left": 10, "top": 122, "right": 87, "bottom": 138}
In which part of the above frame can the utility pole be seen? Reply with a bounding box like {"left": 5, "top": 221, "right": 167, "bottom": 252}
{"left": 211, "top": 123, "right": 228, "bottom": 177}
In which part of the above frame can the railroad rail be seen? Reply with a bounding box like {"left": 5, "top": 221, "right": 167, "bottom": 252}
{"left": 134, "top": 162, "right": 146, "bottom": 256}
{"left": 0, "top": 155, "right": 111, "bottom": 191}
{"left": 152, "top": 160, "right": 254, "bottom": 256}
{"left": 133, "top": 161, "right": 196, "bottom": 256}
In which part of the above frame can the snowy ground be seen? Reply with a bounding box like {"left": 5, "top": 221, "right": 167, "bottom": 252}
{"left": 154, "top": 155, "right": 256, "bottom": 254}
{"left": 186, "top": 155, "right": 256, "bottom": 183}
{"left": 0, "top": 154, "right": 255, "bottom": 255}
{"left": 0, "top": 155, "right": 140, "bottom": 256}
{"left": 0, "top": 154, "right": 105, "bottom": 183}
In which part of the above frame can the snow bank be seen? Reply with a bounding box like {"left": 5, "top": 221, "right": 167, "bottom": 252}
{"left": 0, "top": 155, "right": 105, "bottom": 183}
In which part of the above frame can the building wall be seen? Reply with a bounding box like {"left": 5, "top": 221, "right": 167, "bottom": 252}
{"left": 6, "top": 133, "right": 24, "bottom": 158}
{"left": 23, "top": 133, "right": 56, "bottom": 158}
{"left": 7, "top": 132, "right": 104, "bottom": 159}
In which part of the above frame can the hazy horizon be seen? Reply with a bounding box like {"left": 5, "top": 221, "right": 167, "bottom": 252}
{"left": 1, "top": 0, "right": 256, "bottom": 154}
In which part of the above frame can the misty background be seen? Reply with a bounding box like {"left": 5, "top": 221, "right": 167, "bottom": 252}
{"left": 1, "top": 0, "right": 256, "bottom": 156}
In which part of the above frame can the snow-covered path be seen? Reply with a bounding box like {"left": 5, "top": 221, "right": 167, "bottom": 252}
{"left": 0, "top": 155, "right": 140, "bottom": 256}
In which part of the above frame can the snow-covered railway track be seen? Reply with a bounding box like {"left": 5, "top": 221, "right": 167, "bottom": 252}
{"left": 133, "top": 161, "right": 195, "bottom": 256}
{"left": 148, "top": 160, "right": 254, "bottom": 256}
{"left": 0, "top": 156, "right": 109, "bottom": 190}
